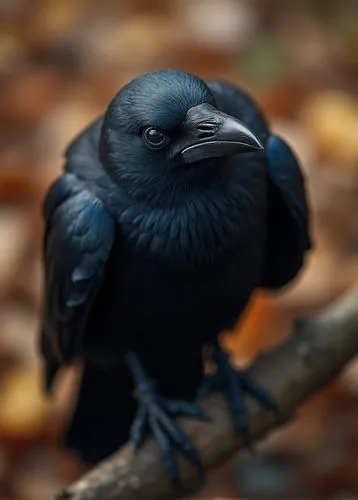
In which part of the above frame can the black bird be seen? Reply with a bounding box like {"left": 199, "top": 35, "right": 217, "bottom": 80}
{"left": 40, "top": 70, "right": 311, "bottom": 485}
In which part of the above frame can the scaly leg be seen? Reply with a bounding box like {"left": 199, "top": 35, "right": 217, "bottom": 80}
{"left": 126, "top": 351, "right": 206, "bottom": 486}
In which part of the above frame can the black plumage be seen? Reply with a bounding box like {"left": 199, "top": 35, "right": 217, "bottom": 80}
{"left": 40, "top": 70, "right": 311, "bottom": 484}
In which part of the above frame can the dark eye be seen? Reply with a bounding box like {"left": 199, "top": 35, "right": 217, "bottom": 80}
{"left": 142, "top": 127, "right": 167, "bottom": 149}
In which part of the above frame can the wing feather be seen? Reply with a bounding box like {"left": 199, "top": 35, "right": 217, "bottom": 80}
{"left": 40, "top": 174, "right": 115, "bottom": 389}
{"left": 261, "top": 134, "right": 311, "bottom": 289}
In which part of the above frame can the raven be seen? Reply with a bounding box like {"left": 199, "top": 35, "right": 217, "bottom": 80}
{"left": 40, "top": 70, "right": 311, "bottom": 485}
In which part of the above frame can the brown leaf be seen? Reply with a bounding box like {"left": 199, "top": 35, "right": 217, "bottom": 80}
{"left": 0, "top": 68, "right": 67, "bottom": 128}
{"left": 0, "top": 208, "right": 31, "bottom": 299}
{"left": 0, "top": 366, "right": 47, "bottom": 441}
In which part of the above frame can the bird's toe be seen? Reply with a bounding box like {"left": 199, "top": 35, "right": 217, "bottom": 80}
{"left": 205, "top": 345, "right": 278, "bottom": 448}
{"left": 131, "top": 395, "right": 204, "bottom": 486}
{"left": 158, "top": 409, "right": 204, "bottom": 478}
{"left": 238, "top": 371, "right": 277, "bottom": 412}
{"left": 166, "top": 399, "right": 208, "bottom": 420}
{"left": 130, "top": 404, "right": 148, "bottom": 450}
{"left": 196, "top": 372, "right": 222, "bottom": 398}
{"left": 149, "top": 412, "right": 181, "bottom": 486}
{"left": 226, "top": 375, "right": 253, "bottom": 448}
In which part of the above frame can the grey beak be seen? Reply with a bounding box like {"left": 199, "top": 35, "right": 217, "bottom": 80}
{"left": 179, "top": 103, "right": 264, "bottom": 164}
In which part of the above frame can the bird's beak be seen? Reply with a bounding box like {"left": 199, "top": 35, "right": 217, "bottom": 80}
{"left": 178, "top": 103, "right": 264, "bottom": 164}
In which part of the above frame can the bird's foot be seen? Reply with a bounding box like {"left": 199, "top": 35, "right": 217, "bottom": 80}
{"left": 198, "top": 346, "right": 278, "bottom": 449}
{"left": 131, "top": 378, "right": 206, "bottom": 487}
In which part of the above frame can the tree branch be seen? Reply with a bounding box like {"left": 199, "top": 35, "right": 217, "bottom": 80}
{"left": 52, "top": 289, "right": 358, "bottom": 500}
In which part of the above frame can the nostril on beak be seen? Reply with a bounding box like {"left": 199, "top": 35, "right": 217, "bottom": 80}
{"left": 198, "top": 131, "right": 215, "bottom": 139}
{"left": 197, "top": 123, "right": 216, "bottom": 140}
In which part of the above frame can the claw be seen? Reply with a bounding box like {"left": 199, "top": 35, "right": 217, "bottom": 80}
{"left": 130, "top": 404, "right": 148, "bottom": 450}
{"left": 126, "top": 351, "right": 204, "bottom": 486}
{"left": 227, "top": 376, "right": 252, "bottom": 448}
{"left": 239, "top": 372, "right": 277, "bottom": 412}
{"left": 172, "top": 429, "right": 204, "bottom": 478}
{"left": 158, "top": 412, "right": 204, "bottom": 477}
{"left": 149, "top": 414, "right": 180, "bottom": 487}
{"left": 129, "top": 392, "right": 204, "bottom": 486}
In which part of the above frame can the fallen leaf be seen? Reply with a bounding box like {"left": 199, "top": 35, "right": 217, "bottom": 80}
{"left": 0, "top": 366, "right": 47, "bottom": 441}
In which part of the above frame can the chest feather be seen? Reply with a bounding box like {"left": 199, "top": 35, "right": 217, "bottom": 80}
{"left": 119, "top": 185, "right": 264, "bottom": 269}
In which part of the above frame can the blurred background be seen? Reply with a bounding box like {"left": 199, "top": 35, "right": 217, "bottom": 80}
{"left": 1, "top": 0, "right": 358, "bottom": 498}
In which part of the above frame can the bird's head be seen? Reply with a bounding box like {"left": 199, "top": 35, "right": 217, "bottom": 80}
{"left": 100, "top": 70, "right": 263, "bottom": 200}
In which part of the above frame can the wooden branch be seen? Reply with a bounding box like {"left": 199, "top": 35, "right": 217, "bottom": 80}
{"left": 52, "top": 289, "right": 358, "bottom": 500}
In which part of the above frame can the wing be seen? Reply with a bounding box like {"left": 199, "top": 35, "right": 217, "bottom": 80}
{"left": 260, "top": 134, "right": 312, "bottom": 289}
{"left": 40, "top": 173, "right": 115, "bottom": 390}
{"left": 206, "top": 82, "right": 311, "bottom": 287}
{"left": 64, "top": 115, "right": 105, "bottom": 182}
{"left": 206, "top": 80, "right": 270, "bottom": 142}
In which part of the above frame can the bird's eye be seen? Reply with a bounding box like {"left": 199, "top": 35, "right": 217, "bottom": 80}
{"left": 142, "top": 127, "right": 167, "bottom": 149}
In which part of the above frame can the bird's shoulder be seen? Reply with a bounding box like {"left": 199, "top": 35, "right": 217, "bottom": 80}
{"left": 60, "top": 115, "right": 122, "bottom": 211}
{"left": 43, "top": 174, "right": 116, "bottom": 263}
{"left": 63, "top": 115, "right": 106, "bottom": 183}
